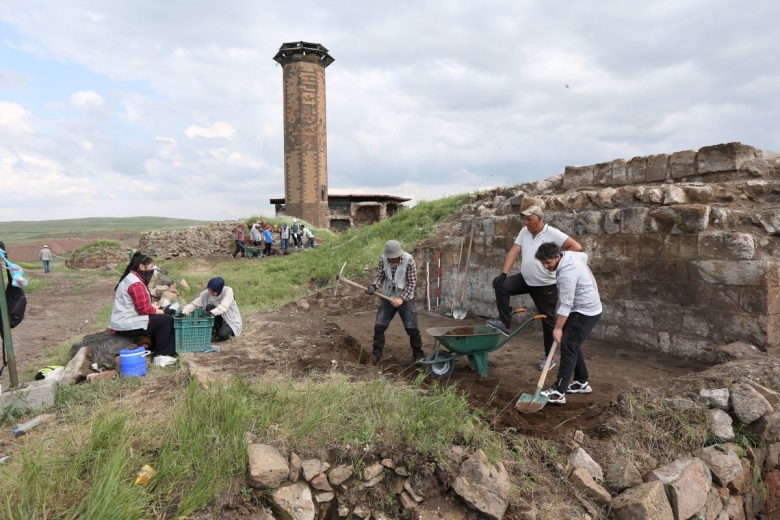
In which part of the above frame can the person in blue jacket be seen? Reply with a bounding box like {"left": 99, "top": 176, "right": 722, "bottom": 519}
{"left": 262, "top": 226, "right": 274, "bottom": 257}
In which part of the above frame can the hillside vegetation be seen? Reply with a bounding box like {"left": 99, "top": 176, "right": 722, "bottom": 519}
{"left": 0, "top": 216, "right": 212, "bottom": 244}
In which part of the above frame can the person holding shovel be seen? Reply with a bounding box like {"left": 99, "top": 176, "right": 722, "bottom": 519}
{"left": 487, "top": 205, "right": 581, "bottom": 371}
{"left": 366, "top": 240, "right": 424, "bottom": 363}
{"left": 534, "top": 242, "right": 602, "bottom": 405}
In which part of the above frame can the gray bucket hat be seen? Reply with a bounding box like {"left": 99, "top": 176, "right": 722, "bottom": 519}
{"left": 383, "top": 240, "right": 404, "bottom": 258}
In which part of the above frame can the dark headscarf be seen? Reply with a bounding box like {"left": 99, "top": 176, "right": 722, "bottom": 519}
{"left": 207, "top": 277, "right": 225, "bottom": 294}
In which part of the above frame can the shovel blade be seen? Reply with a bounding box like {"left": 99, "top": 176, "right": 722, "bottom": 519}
{"left": 453, "top": 305, "right": 467, "bottom": 320}
{"left": 515, "top": 389, "right": 548, "bottom": 413}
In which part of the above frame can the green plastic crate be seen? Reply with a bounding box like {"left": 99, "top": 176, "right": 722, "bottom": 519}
{"left": 173, "top": 310, "right": 214, "bottom": 353}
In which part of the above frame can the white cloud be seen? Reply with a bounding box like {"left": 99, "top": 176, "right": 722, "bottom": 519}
{"left": 0, "top": 0, "right": 778, "bottom": 221}
{"left": 0, "top": 101, "right": 33, "bottom": 132}
{"left": 69, "top": 90, "right": 105, "bottom": 110}
{"left": 185, "top": 122, "right": 236, "bottom": 140}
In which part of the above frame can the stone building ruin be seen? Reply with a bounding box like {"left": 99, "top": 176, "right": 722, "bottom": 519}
{"left": 272, "top": 41, "right": 410, "bottom": 231}
{"left": 416, "top": 142, "right": 780, "bottom": 361}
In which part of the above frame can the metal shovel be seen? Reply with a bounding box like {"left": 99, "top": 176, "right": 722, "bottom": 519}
{"left": 452, "top": 228, "right": 474, "bottom": 320}
{"left": 515, "top": 340, "right": 559, "bottom": 413}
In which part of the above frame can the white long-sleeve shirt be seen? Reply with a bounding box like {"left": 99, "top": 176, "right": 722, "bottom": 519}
{"left": 555, "top": 252, "right": 602, "bottom": 317}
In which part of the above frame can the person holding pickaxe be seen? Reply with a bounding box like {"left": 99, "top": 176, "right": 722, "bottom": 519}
{"left": 366, "top": 240, "right": 424, "bottom": 364}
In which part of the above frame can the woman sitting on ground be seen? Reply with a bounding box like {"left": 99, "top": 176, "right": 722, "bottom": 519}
{"left": 110, "top": 252, "right": 176, "bottom": 358}
{"left": 181, "top": 277, "right": 243, "bottom": 341}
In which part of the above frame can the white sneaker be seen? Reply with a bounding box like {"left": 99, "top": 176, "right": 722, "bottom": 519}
{"left": 567, "top": 380, "right": 592, "bottom": 394}
{"left": 153, "top": 355, "right": 178, "bottom": 367}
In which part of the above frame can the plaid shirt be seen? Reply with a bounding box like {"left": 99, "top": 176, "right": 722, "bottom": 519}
{"left": 373, "top": 255, "right": 417, "bottom": 301}
{"left": 127, "top": 280, "right": 157, "bottom": 315}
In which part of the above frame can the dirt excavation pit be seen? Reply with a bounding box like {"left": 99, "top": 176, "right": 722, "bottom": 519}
{"left": 3, "top": 268, "right": 711, "bottom": 444}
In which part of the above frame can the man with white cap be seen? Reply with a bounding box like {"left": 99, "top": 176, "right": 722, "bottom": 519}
{"left": 39, "top": 245, "right": 53, "bottom": 273}
{"left": 487, "top": 205, "right": 581, "bottom": 371}
{"left": 366, "top": 240, "right": 424, "bottom": 363}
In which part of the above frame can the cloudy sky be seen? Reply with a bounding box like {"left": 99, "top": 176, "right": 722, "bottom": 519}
{"left": 0, "top": 1, "right": 778, "bottom": 222}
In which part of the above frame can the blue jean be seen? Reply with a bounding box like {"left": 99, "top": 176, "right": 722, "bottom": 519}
{"left": 372, "top": 299, "right": 422, "bottom": 356}
{"left": 42, "top": 260, "right": 50, "bottom": 273}
{"left": 552, "top": 312, "right": 601, "bottom": 393}
{"left": 281, "top": 238, "right": 289, "bottom": 251}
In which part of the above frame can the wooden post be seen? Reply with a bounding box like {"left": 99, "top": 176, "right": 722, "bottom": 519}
{"left": 0, "top": 259, "right": 19, "bottom": 389}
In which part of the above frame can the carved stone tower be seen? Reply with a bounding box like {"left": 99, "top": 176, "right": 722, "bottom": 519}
{"left": 273, "top": 42, "right": 335, "bottom": 228}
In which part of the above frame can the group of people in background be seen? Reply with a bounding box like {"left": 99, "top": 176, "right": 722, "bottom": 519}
{"left": 233, "top": 218, "right": 317, "bottom": 259}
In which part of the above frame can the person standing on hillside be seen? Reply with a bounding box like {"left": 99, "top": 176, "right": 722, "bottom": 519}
{"left": 250, "top": 223, "right": 261, "bottom": 247}
{"left": 182, "top": 277, "right": 243, "bottom": 341}
{"left": 262, "top": 226, "right": 274, "bottom": 257}
{"left": 534, "top": 242, "right": 602, "bottom": 405}
{"left": 280, "top": 223, "right": 290, "bottom": 253}
{"left": 110, "top": 252, "right": 177, "bottom": 361}
{"left": 487, "top": 206, "right": 582, "bottom": 371}
{"left": 291, "top": 218, "right": 301, "bottom": 249}
{"left": 232, "top": 223, "right": 246, "bottom": 259}
{"left": 366, "top": 240, "right": 424, "bottom": 363}
{"left": 39, "top": 245, "right": 53, "bottom": 273}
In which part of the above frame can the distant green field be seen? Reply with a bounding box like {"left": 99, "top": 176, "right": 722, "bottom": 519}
{"left": 0, "top": 217, "right": 214, "bottom": 243}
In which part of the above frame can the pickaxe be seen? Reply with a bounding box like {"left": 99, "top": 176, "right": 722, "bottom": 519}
{"left": 334, "top": 262, "right": 395, "bottom": 303}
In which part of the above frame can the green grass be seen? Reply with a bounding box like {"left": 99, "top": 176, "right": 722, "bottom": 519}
{"left": 0, "top": 217, "right": 212, "bottom": 244}
{"left": 0, "top": 193, "right": 515, "bottom": 518}
{"left": 166, "top": 195, "right": 469, "bottom": 311}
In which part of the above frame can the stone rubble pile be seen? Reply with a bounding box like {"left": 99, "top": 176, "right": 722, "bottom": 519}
{"left": 246, "top": 443, "right": 511, "bottom": 520}
{"left": 139, "top": 221, "right": 240, "bottom": 258}
{"left": 563, "top": 378, "right": 780, "bottom": 520}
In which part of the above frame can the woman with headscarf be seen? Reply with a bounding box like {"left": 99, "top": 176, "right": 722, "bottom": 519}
{"left": 181, "top": 277, "right": 243, "bottom": 341}
{"left": 110, "top": 252, "right": 176, "bottom": 358}
{"left": 232, "top": 223, "right": 247, "bottom": 259}
{"left": 249, "top": 223, "right": 262, "bottom": 247}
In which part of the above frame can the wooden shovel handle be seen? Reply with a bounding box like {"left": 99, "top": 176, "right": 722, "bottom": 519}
{"left": 337, "top": 276, "right": 395, "bottom": 303}
{"left": 459, "top": 228, "right": 475, "bottom": 305}
{"left": 536, "top": 340, "right": 558, "bottom": 392}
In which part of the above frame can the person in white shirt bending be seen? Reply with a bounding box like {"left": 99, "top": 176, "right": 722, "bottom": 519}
{"left": 534, "top": 241, "right": 602, "bottom": 405}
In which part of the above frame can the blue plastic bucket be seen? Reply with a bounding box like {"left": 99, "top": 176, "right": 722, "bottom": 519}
{"left": 119, "top": 346, "right": 150, "bottom": 377}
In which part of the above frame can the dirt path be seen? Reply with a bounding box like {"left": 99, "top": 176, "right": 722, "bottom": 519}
{"left": 1, "top": 269, "right": 117, "bottom": 388}
{"left": 2, "top": 265, "right": 710, "bottom": 442}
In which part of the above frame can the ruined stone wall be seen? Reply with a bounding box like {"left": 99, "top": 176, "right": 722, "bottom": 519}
{"left": 138, "top": 222, "right": 239, "bottom": 258}
{"left": 416, "top": 143, "right": 780, "bottom": 361}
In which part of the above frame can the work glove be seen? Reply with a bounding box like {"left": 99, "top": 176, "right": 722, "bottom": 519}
{"left": 366, "top": 284, "right": 377, "bottom": 295}
{"left": 492, "top": 272, "right": 507, "bottom": 289}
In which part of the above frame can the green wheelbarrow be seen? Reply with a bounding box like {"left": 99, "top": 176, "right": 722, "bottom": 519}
{"left": 420, "top": 309, "right": 546, "bottom": 379}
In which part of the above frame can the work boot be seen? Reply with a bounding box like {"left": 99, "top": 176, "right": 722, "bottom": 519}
{"left": 412, "top": 348, "right": 424, "bottom": 362}
{"left": 371, "top": 348, "right": 383, "bottom": 365}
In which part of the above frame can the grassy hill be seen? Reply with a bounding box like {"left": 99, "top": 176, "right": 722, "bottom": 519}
{"left": 0, "top": 217, "right": 214, "bottom": 244}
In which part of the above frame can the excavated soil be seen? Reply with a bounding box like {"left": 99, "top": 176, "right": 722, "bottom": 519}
{"left": 2, "top": 262, "right": 709, "bottom": 441}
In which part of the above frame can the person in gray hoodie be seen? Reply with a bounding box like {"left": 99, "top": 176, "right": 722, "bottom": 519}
{"left": 182, "top": 277, "right": 243, "bottom": 341}
{"left": 534, "top": 242, "right": 602, "bottom": 405}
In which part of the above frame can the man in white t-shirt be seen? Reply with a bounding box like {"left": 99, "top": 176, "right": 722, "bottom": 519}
{"left": 535, "top": 242, "right": 602, "bottom": 405}
{"left": 487, "top": 205, "right": 581, "bottom": 371}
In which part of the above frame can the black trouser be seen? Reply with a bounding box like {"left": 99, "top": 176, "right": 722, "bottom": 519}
{"left": 552, "top": 312, "right": 601, "bottom": 393}
{"left": 292, "top": 233, "right": 300, "bottom": 247}
{"left": 233, "top": 240, "right": 246, "bottom": 258}
{"left": 494, "top": 274, "right": 558, "bottom": 356}
{"left": 114, "top": 314, "right": 176, "bottom": 356}
{"left": 372, "top": 299, "right": 422, "bottom": 357}
{"left": 264, "top": 241, "right": 272, "bottom": 256}
{"left": 206, "top": 304, "right": 234, "bottom": 341}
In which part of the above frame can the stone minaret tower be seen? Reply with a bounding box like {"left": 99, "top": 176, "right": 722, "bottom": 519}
{"left": 273, "top": 42, "right": 335, "bottom": 228}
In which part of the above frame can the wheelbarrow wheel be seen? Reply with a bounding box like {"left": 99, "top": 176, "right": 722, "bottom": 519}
{"left": 426, "top": 351, "right": 455, "bottom": 379}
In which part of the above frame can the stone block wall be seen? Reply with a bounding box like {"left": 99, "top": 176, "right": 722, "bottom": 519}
{"left": 415, "top": 143, "right": 780, "bottom": 361}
